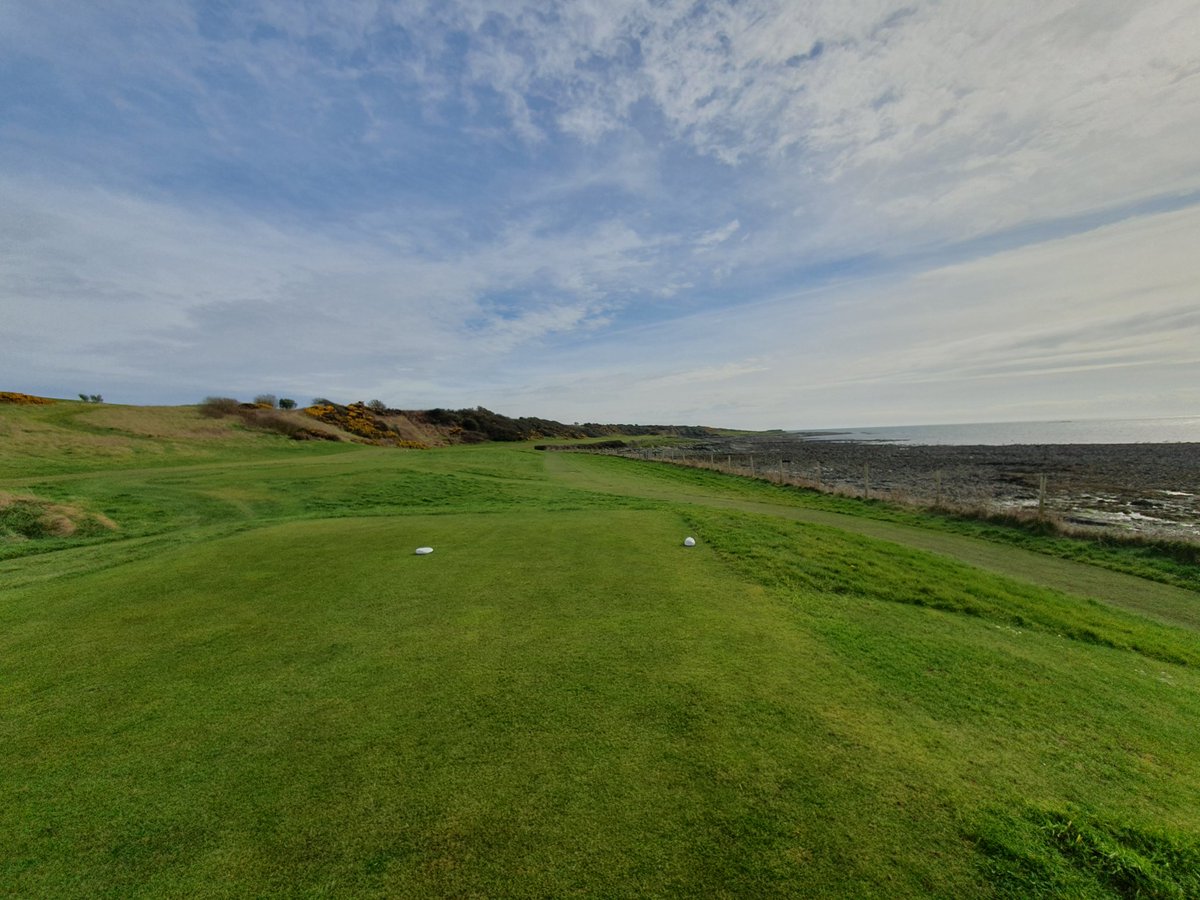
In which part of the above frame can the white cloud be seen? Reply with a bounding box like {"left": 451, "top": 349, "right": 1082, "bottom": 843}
{"left": 2, "top": 1, "right": 1198, "bottom": 424}
{"left": 0, "top": 176, "right": 670, "bottom": 403}
{"left": 499, "top": 204, "right": 1200, "bottom": 427}
{"left": 396, "top": 0, "right": 1200, "bottom": 247}
{"left": 694, "top": 219, "right": 741, "bottom": 248}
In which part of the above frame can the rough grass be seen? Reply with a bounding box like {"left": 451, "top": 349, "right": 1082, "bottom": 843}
{"left": 2, "top": 405, "right": 1200, "bottom": 896}
{"left": 565, "top": 453, "right": 1200, "bottom": 591}
{"left": 0, "top": 400, "right": 355, "bottom": 480}
{"left": 973, "top": 806, "right": 1200, "bottom": 898}
{"left": 0, "top": 491, "right": 118, "bottom": 542}
{"left": 683, "top": 507, "right": 1200, "bottom": 668}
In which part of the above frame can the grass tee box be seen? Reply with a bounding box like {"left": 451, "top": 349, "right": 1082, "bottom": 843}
{"left": 7, "top": 509, "right": 899, "bottom": 896}
{"left": 2, "top": 401, "right": 1200, "bottom": 897}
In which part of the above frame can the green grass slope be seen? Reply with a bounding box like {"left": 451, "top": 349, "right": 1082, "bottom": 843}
{"left": 0, "top": 399, "right": 355, "bottom": 480}
{"left": 2, "top": 403, "right": 1199, "bottom": 897}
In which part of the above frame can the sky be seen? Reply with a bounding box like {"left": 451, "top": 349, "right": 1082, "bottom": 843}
{"left": 1, "top": 0, "right": 1198, "bottom": 429}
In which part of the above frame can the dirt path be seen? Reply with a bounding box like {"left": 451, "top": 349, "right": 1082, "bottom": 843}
{"left": 544, "top": 452, "right": 1200, "bottom": 633}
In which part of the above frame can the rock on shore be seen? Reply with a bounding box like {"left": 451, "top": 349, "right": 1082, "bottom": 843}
{"left": 667, "top": 436, "right": 1200, "bottom": 540}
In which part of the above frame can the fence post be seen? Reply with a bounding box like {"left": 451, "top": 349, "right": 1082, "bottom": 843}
{"left": 864, "top": 463, "right": 870, "bottom": 499}
{"left": 935, "top": 469, "right": 942, "bottom": 506}
{"left": 1038, "top": 474, "right": 1047, "bottom": 517}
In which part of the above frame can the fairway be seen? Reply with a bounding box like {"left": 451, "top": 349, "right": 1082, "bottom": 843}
{"left": 3, "top": 418, "right": 1200, "bottom": 897}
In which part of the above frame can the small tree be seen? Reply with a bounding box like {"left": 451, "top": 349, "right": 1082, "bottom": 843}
{"left": 367, "top": 399, "right": 387, "bottom": 413}
{"left": 278, "top": 398, "right": 297, "bottom": 410}
{"left": 79, "top": 394, "right": 89, "bottom": 402}
{"left": 253, "top": 394, "right": 277, "bottom": 408}
{"left": 89, "top": 394, "right": 103, "bottom": 404}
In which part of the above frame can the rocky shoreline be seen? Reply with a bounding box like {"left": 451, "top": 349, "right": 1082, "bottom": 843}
{"left": 661, "top": 436, "right": 1200, "bottom": 541}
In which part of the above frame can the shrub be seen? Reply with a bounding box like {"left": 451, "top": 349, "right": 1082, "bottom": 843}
{"left": 242, "top": 410, "right": 303, "bottom": 437}
{"left": 278, "top": 398, "right": 297, "bottom": 410}
{"left": 0, "top": 392, "right": 55, "bottom": 405}
{"left": 198, "top": 396, "right": 240, "bottom": 418}
{"left": 237, "top": 409, "right": 340, "bottom": 441}
{"left": 367, "top": 399, "right": 387, "bottom": 413}
{"left": 253, "top": 394, "right": 277, "bottom": 409}
{"left": 304, "top": 401, "right": 422, "bottom": 446}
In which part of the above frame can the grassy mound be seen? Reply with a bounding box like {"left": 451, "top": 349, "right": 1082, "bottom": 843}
{"left": 0, "top": 491, "right": 117, "bottom": 542}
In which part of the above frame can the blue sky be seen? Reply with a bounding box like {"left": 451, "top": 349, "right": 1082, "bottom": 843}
{"left": 2, "top": 1, "right": 1198, "bottom": 428}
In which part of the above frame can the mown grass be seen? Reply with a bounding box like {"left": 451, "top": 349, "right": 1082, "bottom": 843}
{"left": 0, "top": 445, "right": 650, "bottom": 566}
{"left": 3, "top": 404, "right": 1200, "bottom": 897}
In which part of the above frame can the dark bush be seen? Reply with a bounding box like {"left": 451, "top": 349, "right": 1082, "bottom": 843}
{"left": 241, "top": 410, "right": 306, "bottom": 438}
{"left": 198, "top": 396, "right": 240, "bottom": 418}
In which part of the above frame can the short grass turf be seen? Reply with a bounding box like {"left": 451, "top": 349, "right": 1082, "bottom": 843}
{"left": 4, "top": 509, "right": 1200, "bottom": 897}
{"left": 2, "top": 416, "right": 1200, "bottom": 897}
{"left": 6, "top": 509, "right": 988, "bottom": 896}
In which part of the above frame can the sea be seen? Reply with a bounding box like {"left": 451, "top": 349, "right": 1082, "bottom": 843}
{"left": 791, "top": 417, "right": 1200, "bottom": 446}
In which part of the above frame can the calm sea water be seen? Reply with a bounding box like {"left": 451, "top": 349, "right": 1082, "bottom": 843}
{"left": 792, "top": 417, "right": 1200, "bottom": 446}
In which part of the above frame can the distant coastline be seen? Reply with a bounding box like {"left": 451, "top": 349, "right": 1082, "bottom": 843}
{"left": 789, "top": 417, "right": 1200, "bottom": 446}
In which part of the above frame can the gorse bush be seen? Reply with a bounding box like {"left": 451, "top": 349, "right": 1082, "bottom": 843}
{"left": 303, "top": 401, "right": 426, "bottom": 447}
{"left": 0, "top": 392, "right": 56, "bottom": 405}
